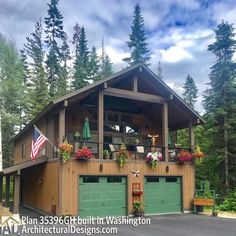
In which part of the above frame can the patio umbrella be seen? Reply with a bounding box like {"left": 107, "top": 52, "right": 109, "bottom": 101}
{"left": 82, "top": 117, "right": 91, "bottom": 141}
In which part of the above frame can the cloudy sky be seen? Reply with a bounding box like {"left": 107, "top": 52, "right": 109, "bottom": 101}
{"left": 1, "top": 0, "right": 236, "bottom": 112}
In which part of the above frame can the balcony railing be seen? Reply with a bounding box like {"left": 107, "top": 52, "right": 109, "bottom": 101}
{"left": 69, "top": 140, "right": 192, "bottom": 162}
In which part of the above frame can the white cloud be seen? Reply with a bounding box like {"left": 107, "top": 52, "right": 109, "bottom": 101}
{"left": 160, "top": 46, "right": 193, "bottom": 63}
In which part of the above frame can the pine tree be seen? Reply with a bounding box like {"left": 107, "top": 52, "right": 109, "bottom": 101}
{"left": 203, "top": 21, "right": 236, "bottom": 193}
{"left": 183, "top": 75, "right": 198, "bottom": 109}
{"left": 72, "top": 26, "right": 89, "bottom": 89}
{"left": 44, "top": 0, "right": 65, "bottom": 97}
{"left": 24, "top": 19, "right": 50, "bottom": 119}
{"left": 124, "top": 4, "right": 150, "bottom": 65}
{"left": 58, "top": 33, "right": 70, "bottom": 96}
{"left": 72, "top": 22, "right": 81, "bottom": 58}
{"left": 100, "top": 37, "right": 113, "bottom": 79}
{"left": 157, "top": 61, "right": 163, "bottom": 80}
{"left": 88, "top": 46, "right": 100, "bottom": 82}
{"left": 0, "top": 34, "right": 27, "bottom": 166}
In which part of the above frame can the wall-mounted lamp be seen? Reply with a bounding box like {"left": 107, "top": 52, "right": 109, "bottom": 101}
{"left": 166, "top": 166, "right": 169, "bottom": 173}
{"left": 100, "top": 164, "right": 103, "bottom": 172}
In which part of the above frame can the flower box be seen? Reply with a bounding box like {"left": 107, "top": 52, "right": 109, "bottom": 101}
{"left": 132, "top": 190, "right": 143, "bottom": 196}
{"left": 193, "top": 198, "right": 214, "bottom": 206}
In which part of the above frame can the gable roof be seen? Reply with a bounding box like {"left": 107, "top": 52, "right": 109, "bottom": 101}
{"left": 13, "top": 63, "right": 205, "bottom": 140}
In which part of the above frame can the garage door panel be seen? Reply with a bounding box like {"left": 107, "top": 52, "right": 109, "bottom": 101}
{"left": 79, "top": 176, "right": 127, "bottom": 217}
{"left": 144, "top": 176, "right": 182, "bottom": 214}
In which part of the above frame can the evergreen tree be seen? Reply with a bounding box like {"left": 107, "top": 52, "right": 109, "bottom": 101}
{"left": 72, "top": 22, "right": 81, "bottom": 58}
{"left": 100, "top": 37, "right": 113, "bottom": 79}
{"left": 157, "top": 61, "right": 163, "bottom": 80}
{"left": 58, "top": 33, "right": 70, "bottom": 96}
{"left": 88, "top": 46, "right": 100, "bottom": 82}
{"left": 124, "top": 4, "right": 150, "bottom": 65}
{"left": 0, "top": 34, "right": 27, "bottom": 167}
{"left": 101, "top": 55, "right": 113, "bottom": 78}
{"left": 72, "top": 26, "right": 89, "bottom": 89}
{"left": 203, "top": 21, "right": 236, "bottom": 193}
{"left": 24, "top": 19, "right": 50, "bottom": 119}
{"left": 183, "top": 75, "right": 198, "bottom": 109}
{"left": 44, "top": 0, "right": 65, "bottom": 97}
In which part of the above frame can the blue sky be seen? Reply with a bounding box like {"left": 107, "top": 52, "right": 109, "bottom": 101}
{"left": 0, "top": 0, "right": 236, "bottom": 112}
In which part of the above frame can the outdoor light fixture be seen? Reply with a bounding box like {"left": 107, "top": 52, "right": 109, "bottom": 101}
{"left": 100, "top": 164, "right": 103, "bottom": 172}
{"left": 166, "top": 166, "right": 169, "bottom": 173}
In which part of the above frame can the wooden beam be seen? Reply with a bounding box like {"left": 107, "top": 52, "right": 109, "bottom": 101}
{"left": 104, "top": 87, "right": 164, "bottom": 104}
{"left": 58, "top": 106, "right": 66, "bottom": 215}
{"left": 133, "top": 75, "right": 138, "bottom": 92}
{"left": 162, "top": 102, "right": 169, "bottom": 162}
{"left": 58, "top": 107, "right": 66, "bottom": 144}
{"left": 98, "top": 90, "right": 104, "bottom": 159}
{"left": 5, "top": 175, "right": 10, "bottom": 207}
{"left": 189, "top": 121, "right": 195, "bottom": 150}
{"left": 13, "top": 173, "right": 20, "bottom": 214}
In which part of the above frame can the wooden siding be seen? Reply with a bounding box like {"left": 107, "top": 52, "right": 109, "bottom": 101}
{"left": 61, "top": 160, "right": 195, "bottom": 216}
{"left": 21, "top": 161, "right": 59, "bottom": 214}
{"left": 14, "top": 116, "right": 57, "bottom": 165}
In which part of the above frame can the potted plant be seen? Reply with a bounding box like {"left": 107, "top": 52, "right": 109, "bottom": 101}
{"left": 103, "top": 149, "right": 110, "bottom": 159}
{"left": 133, "top": 201, "right": 144, "bottom": 217}
{"left": 146, "top": 151, "right": 162, "bottom": 170}
{"left": 177, "top": 150, "right": 193, "bottom": 164}
{"left": 75, "top": 146, "right": 93, "bottom": 160}
{"left": 74, "top": 131, "right": 80, "bottom": 141}
{"left": 117, "top": 143, "right": 128, "bottom": 168}
{"left": 59, "top": 139, "right": 73, "bottom": 163}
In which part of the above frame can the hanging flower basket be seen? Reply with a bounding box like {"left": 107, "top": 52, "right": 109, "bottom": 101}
{"left": 59, "top": 140, "right": 73, "bottom": 163}
{"left": 132, "top": 190, "right": 143, "bottom": 196}
{"left": 177, "top": 150, "right": 193, "bottom": 164}
{"left": 146, "top": 152, "right": 162, "bottom": 170}
{"left": 117, "top": 143, "right": 128, "bottom": 169}
{"left": 75, "top": 146, "right": 93, "bottom": 160}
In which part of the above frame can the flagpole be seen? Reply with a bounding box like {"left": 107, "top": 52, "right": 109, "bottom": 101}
{"left": 34, "top": 125, "right": 60, "bottom": 152}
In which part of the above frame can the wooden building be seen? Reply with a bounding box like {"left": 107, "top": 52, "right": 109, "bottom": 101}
{"left": 0, "top": 63, "right": 204, "bottom": 217}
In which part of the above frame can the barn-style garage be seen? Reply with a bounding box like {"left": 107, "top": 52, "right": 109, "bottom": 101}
{"left": 78, "top": 176, "right": 127, "bottom": 217}
{"left": 144, "top": 176, "right": 182, "bottom": 214}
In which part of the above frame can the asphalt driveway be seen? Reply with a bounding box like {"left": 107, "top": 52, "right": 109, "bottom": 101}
{"left": 3, "top": 207, "right": 236, "bottom": 236}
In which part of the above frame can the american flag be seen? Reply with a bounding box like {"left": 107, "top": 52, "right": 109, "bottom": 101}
{"left": 30, "top": 127, "right": 47, "bottom": 160}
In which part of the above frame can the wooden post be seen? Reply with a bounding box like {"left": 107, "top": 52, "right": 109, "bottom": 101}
{"left": 133, "top": 75, "right": 138, "bottom": 93}
{"left": 13, "top": 172, "right": 20, "bottom": 214}
{"left": 98, "top": 90, "right": 104, "bottom": 159}
{"left": 162, "top": 102, "right": 169, "bottom": 162}
{"left": 58, "top": 104, "right": 66, "bottom": 215}
{"left": 58, "top": 107, "right": 66, "bottom": 144}
{"left": 189, "top": 121, "right": 195, "bottom": 151}
{"left": 5, "top": 175, "right": 10, "bottom": 207}
{"left": 0, "top": 176, "right": 2, "bottom": 203}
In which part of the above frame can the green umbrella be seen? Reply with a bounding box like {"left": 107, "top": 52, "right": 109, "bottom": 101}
{"left": 82, "top": 117, "right": 91, "bottom": 140}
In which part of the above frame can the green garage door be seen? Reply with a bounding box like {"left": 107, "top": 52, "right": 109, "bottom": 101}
{"left": 79, "top": 176, "right": 127, "bottom": 217}
{"left": 144, "top": 176, "right": 182, "bottom": 214}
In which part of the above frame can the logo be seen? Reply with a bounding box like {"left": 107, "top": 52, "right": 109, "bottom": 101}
{"left": 1, "top": 216, "right": 21, "bottom": 235}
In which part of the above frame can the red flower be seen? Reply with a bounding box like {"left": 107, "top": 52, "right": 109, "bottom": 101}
{"left": 75, "top": 147, "right": 93, "bottom": 159}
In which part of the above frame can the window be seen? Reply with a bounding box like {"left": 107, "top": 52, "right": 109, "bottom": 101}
{"left": 125, "top": 125, "right": 139, "bottom": 134}
{"left": 107, "top": 177, "right": 122, "bottom": 183}
{"left": 166, "top": 177, "right": 178, "bottom": 182}
{"left": 83, "top": 177, "right": 99, "bottom": 183}
{"left": 108, "top": 114, "right": 119, "bottom": 122}
{"left": 21, "top": 143, "right": 26, "bottom": 159}
{"left": 146, "top": 177, "right": 159, "bottom": 182}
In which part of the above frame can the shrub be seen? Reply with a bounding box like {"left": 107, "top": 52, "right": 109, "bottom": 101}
{"left": 218, "top": 191, "right": 236, "bottom": 212}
